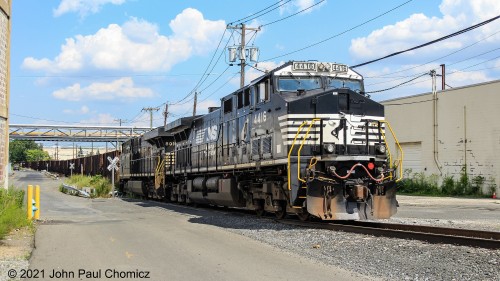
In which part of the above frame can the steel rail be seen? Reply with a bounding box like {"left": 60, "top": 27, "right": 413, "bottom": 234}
{"left": 279, "top": 219, "right": 500, "bottom": 249}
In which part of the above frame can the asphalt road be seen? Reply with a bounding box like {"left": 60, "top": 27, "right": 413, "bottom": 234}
{"left": 9, "top": 170, "right": 365, "bottom": 281}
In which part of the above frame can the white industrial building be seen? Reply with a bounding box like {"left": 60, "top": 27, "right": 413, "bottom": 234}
{"left": 381, "top": 79, "right": 500, "bottom": 193}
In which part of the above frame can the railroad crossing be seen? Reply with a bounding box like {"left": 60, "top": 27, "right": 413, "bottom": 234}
{"left": 9, "top": 124, "right": 151, "bottom": 142}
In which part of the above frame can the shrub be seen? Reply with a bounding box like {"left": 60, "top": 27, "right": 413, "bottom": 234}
{"left": 63, "top": 175, "right": 112, "bottom": 198}
{"left": 468, "top": 175, "right": 485, "bottom": 196}
{"left": 397, "top": 169, "right": 439, "bottom": 195}
{"left": 0, "top": 187, "right": 31, "bottom": 240}
{"left": 441, "top": 175, "right": 455, "bottom": 195}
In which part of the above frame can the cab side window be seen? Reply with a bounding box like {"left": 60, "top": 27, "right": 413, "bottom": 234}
{"left": 256, "top": 80, "right": 270, "bottom": 104}
{"left": 224, "top": 98, "right": 233, "bottom": 114}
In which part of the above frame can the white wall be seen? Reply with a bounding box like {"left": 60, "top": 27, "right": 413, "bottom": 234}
{"left": 382, "top": 80, "right": 500, "bottom": 193}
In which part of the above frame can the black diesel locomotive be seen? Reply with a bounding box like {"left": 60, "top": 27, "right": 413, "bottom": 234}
{"left": 120, "top": 61, "right": 403, "bottom": 220}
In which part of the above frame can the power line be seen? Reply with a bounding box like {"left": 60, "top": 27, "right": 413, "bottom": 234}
{"left": 237, "top": 0, "right": 293, "bottom": 25}
{"left": 446, "top": 47, "right": 500, "bottom": 67}
{"left": 448, "top": 54, "right": 500, "bottom": 74}
{"left": 171, "top": 28, "right": 230, "bottom": 106}
{"left": 200, "top": 65, "right": 231, "bottom": 93}
{"left": 261, "top": 0, "right": 325, "bottom": 27}
{"left": 13, "top": 73, "right": 225, "bottom": 78}
{"left": 369, "top": 55, "right": 500, "bottom": 95}
{"left": 365, "top": 46, "right": 500, "bottom": 87}
{"left": 10, "top": 113, "right": 82, "bottom": 124}
{"left": 352, "top": 14, "right": 500, "bottom": 68}
{"left": 263, "top": 0, "right": 414, "bottom": 61}
{"left": 229, "top": 0, "right": 288, "bottom": 25}
{"left": 364, "top": 30, "right": 500, "bottom": 79}
{"left": 199, "top": 72, "right": 240, "bottom": 103}
{"left": 366, "top": 73, "right": 428, "bottom": 93}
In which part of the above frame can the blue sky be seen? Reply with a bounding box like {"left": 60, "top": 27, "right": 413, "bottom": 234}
{"left": 10, "top": 0, "right": 500, "bottom": 128}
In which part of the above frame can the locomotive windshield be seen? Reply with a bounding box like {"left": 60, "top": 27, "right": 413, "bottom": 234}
{"left": 327, "top": 77, "right": 363, "bottom": 92}
{"left": 278, "top": 77, "right": 322, "bottom": 92}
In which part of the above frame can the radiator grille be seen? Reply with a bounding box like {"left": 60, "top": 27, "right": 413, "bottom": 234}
{"left": 252, "top": 139, "right": 260, "bottom": 156}
{"left": 263, "top": 136, "right": 272, "bottom": 154}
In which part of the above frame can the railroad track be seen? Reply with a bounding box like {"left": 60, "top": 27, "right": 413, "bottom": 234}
{"left": 121, "top": 197, "right": 500, "bottom": 249}
{"left": 279, "top": 219, "right": 500, "bottom": 249}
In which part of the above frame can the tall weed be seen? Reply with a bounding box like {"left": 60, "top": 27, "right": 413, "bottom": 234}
{"left": 0, "top": 188, "right": 31, "bottom": 239}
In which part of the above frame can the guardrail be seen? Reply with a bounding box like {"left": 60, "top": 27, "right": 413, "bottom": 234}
{"left": 61, "top": 184, "right": 92, "bottom": 198}
{"left": 42, "top": 170, "right": 59, "bottom": 180}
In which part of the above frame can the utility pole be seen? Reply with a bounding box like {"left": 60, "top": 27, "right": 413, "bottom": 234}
{"left": 239, "top": 24, "right": 246, "bottom": 88}
{"left": 440, "top": 64, "right": 446, "bottom": 91}
{"left": 227, "top": 24, "right": 260, "bottom": 88}
{"left": 193, "top": 92, "right": 197, "bottom": 116}
{"left": 142, "top": 107, "right": 159, "bottom": 129}
{"left": 163, "top": 103, "right": 169, "bottom": 127}
{"left": 114, "top": 118, "right": 127, "bottom": 126}
{"left": 114, "top": 118, "right": 126, "bottom": 152}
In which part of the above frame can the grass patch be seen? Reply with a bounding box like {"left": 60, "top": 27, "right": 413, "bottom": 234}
{"left": 0, "top": 187, "right": 32, "bottom": 240}
{"left": 398, "top": 168, "right": 496, "bottom": 198}
{"left": 63, "top": 175, "right": 112, "bottom": 198}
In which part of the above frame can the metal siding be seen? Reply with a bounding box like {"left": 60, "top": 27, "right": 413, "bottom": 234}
{"left": 383, "top": 80, "right": 500, "bottom": 192}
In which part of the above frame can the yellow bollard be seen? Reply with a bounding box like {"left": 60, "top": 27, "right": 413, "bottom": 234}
{"left": 34, "top": 185, "right": 40, "bottom": 220}
{"left": 27, "top": 185, "right": 33, "bottom": 220}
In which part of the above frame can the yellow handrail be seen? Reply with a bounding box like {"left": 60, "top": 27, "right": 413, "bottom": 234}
{"left": 380, "top": 120, "right": 404, "bottom": 182}
{"left": 155, "top": 156, "right": 166, "bottom": 188}
{"left": 287, "top": 121, "right": 309, "bottom": 190}
{"left": 297, "top": 118, "right": 320, "bottom": 183}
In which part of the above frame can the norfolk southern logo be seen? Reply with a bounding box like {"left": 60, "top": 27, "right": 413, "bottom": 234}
{"left": 195, "top": 125, "right": 218, "bottom": 144}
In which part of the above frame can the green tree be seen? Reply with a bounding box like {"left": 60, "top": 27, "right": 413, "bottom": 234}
{"left": 25, "top": 149, "right": 51, "bottom": 162}
{"left": 9, "top": 140, "right": 45, "bottom": 163}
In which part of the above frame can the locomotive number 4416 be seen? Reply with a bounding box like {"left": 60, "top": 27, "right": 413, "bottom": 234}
{"left": 253, "top": 112, "right": 267, "bottom": 124}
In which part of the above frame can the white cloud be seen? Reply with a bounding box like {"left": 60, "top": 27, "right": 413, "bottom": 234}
{"left": 350, "top": 0, "right": 500, "bottom": 101}
{"left": 169, "top": 99, "right": 220, "bottom": 117}
{"left": 445, "top": 68, "right": 493, "bottom": 86}
{"left": 279, "top": 0, "right": 326, "bottom": 15}
{"left": 63, "top": 105, "right": 90, "bottom": 114}
{"left": 54, "top": 0, "right": 126, "bottom": 17}
{"left": 23, "top": 9, "right": 226, "bottom": 73}
{"left": 52, "top": 77, "right": 155, "bottom": 102}
{"left": 349, "top": 0, "right": 500, "bottom": 61}
{"left": 79, "top": 113, "right": 117, "bottom": 126}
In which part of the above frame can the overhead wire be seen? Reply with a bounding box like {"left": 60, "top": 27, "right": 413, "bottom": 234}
{"left": 366, "top": 73, "right": 428, "bottom": 93}
{"left": 351, "top": 14, "right": 500, "bottom": 68}
{"left": 237, "top": 0, "right": 293, "bottom": 25}
{"left": 171, "top": 28, "right": 230, "bottom": 105}
{"left": 260, "top": 0, "right": 325, "bottom": 27}
{"left": 263, "top": 0, "right": 414, "bottom": 61}
{"left": 364, "top": 30, "right": 500, "bottom": 79}
{"left": 369, "top": 55, "right": 500, "bottom": 94}
{"left": 365, "top": 47, "right": 500, "bottom": 88}
{"left": 199, "top": 72, "right": 240, "bottom": 103}
{"left": 228, "top": 0, "right": 287, "bottom": 25}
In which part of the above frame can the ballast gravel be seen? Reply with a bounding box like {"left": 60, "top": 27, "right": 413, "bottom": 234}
{"left": 191, "top": 212, "right": 500, "bottom": 281}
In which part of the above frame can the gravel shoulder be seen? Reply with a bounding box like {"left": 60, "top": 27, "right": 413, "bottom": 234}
{"left": 392, "top": 195, "right": 500, "bottom": 232}
{"left": 192, "top": 209, "right": 500, "bottom": 281}
{"left": 0, "top": 227, "right": 34, "bottom": 281}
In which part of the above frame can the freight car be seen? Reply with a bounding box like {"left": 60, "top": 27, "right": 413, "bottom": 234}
{"left": 119, "top": 61, "right": 403, "bottom": 220}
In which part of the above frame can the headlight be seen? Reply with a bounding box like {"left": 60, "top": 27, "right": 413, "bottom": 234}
{"left": 324, "top": 144, "right": 335, "bottom": 153}
{"left": 376, "top": 144, "right": 386, "bottom": 154}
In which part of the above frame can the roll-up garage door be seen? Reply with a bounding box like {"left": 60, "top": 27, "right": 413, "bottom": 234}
{"left": 400, "top": 142, "right": 422, "bottom": 173}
